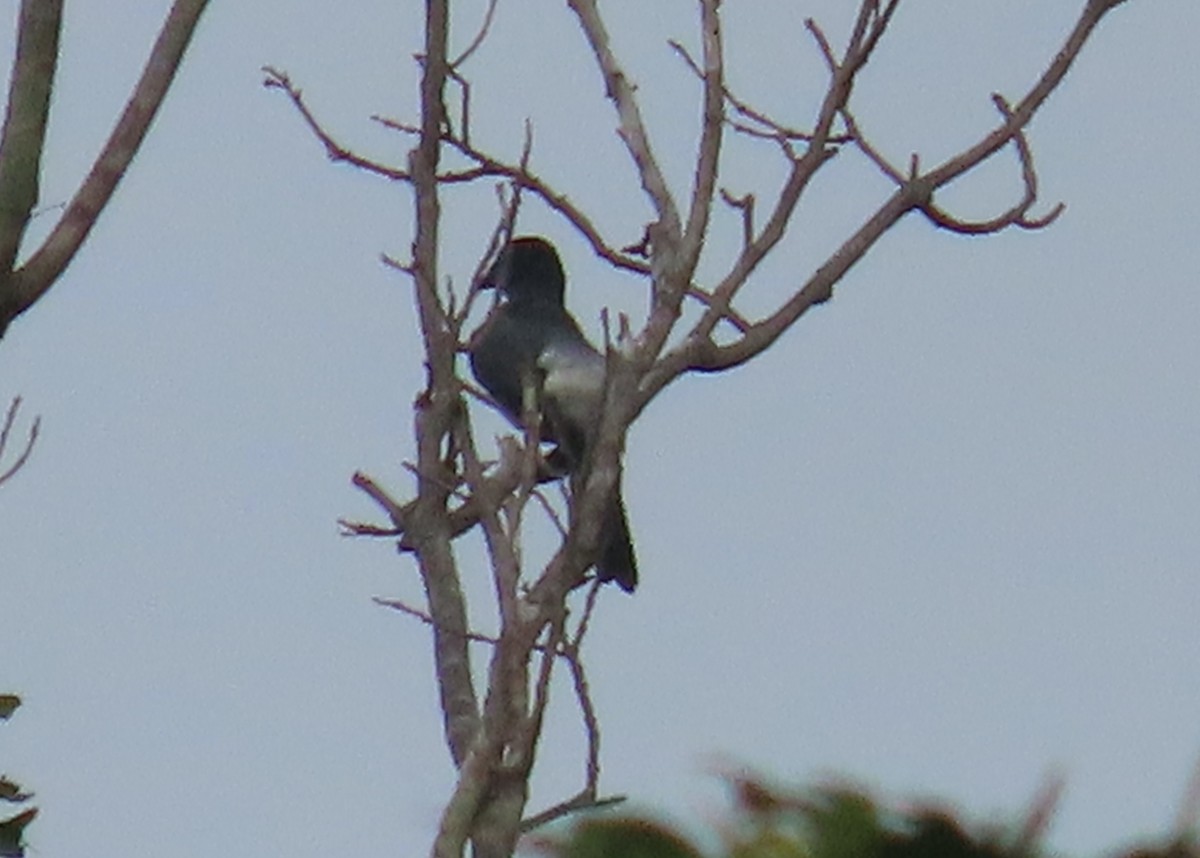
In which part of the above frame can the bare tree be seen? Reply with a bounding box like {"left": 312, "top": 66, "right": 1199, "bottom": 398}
{"left": 0, "top": 0, "right": 210, "bottom": 339}
{"left": 266, "top": 1, "right": 1134, "bottom": 855}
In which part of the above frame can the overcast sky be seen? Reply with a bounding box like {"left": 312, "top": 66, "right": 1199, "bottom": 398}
{"left": 4, "top": 2, "right": 1200, "bottom": 855}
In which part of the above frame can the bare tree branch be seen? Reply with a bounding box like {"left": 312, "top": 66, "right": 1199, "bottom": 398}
{"left": 263, "top": 68, "right": 412, "bottom": 181}
{"left": 688, "top": 280, "right": 751, "bottom": 333}
{"left": 840, "top": 105, "right": 905, "bottom": 185}
{"left": 520, "top": 793, "right": 625, "bottom": 833}
{"left": 0, "top": 397, "right": 39, "bottom": 487}
{"left": 0, "top": 0, "right": 62, "bottom": 286}
{"left": 669, "top": 37, "right": 849, "bottom": 147}
{"left": 566, "top": 0, "right": 682, "bottom": 243}
{"left": 630, "top": 6, "right": 888, "bottom": 392}
{"left": 451, "top": 129, "right": 533, "bottom": 331}
{"left": 720, "top": 189, "right": 755, "bottom": 252}
{"left": 2, "top": 0, "right": 210, "bottom": 336}
{"left": 342, "top": 434, "right": 567, "bottom": 553}
{"left": 920, "top": 94, "right": 1064, "bottom": 234}
{"left": 920, "top": 1, "right": 1121, "bottom": 192}
{"left": 374, "top": 596, "right": 500, "bottom": 646}
{"left": 450, "top": 0, "right": 500, "bottom": 68}
{"left": 638, "top": 0, "right": 1128, "bottom": 404}
{"left": 439, "top": 133, "right": 650, "bottom": 277}
{"left": 679, "top": 0, "right": 725, "bottom": 278}
{"left": 403, "top": 0, "right": 481, "bottom": 798}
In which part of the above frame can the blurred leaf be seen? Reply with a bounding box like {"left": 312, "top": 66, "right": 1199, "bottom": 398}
{"left": 731, "top": 776, "right": 788, "bottom": 817}
{"left": 729, "top": 828, "right": 807, "bottom": 858}
{"left": 806, "top": 788, "right": 885, "bottom": 858}
{"left": 881, "top": 810, "right": 1011, "bottom": 858}
{"left": 0, "top": 807, "right": 36, "bottom": 858}
{"left": 546, "top": 769, "right": 1200, "bottom": 858}
{"left": 0, "top": 697, "right": 19, "bottom": 721}
{"left": 555, "top": 818, "right": 703, "bottom": 858}
{"left": 0, "top": 778, "right": 31, "bottom": 804}
{"left": 1118, "top": 838, "right": 1200, "bottom": 858}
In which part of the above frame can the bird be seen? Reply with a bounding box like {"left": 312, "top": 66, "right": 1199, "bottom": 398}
{"left": 469, "top": 236, "right": 638, "bottom": 592}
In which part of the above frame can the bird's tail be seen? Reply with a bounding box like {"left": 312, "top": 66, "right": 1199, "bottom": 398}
{"left": 596, "top": 493, "right": 637, "bottom": 593}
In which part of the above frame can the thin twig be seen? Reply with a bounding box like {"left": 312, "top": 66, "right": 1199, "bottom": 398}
{"left": 567, "top": 0, "right": 682, "bottom": 240}
{"left": 530, "top": 487, "right": 568, "bottom": 538}
{"left": 447, "top": 67, "right": 471, "bottom": 144}
{"left": 1013, "top": 773, "right": 1064, "bottom": 854}
{"left": 435, "top": 131, "right": 650, "bottom": 276}
{"left": 519, "top": 580, "right": 619, "bottom": 833}
{"left": 402, "top": 459, "right": 469, "bottom": 502}
{"left": 452, "top": 122, "right": 534, "bottom": 332}
{"left": 841, "top": 104, "right": 904, "bottom": 184}
{"left": 680, "top": 0, "right": 725, "bottom": 277}
{"left": 0, "top": 396, "right": 40, "bottom": 486}
{"left": 338, "top": 519, "right": 401, "bottom": 537}
{"left": 450, "top": 0, "right": 499, "bottom": 68}
{"left": 638, "top": 0, "right": 1119, "bottom": 405}
{"left": 375, "top": 597, "right": 502, "bottom": 646}
{"left": 520, "top": 791, "right": 626, "bottom": 833}
{"left": 921, "top": 93, "right": 1064, "bottom": 234}
{"left": 263, "top": 67, "right": 411, "bottom": 181}
{"left": 720, "top": 189, "right": 755, "bottom": 250}
{"left": 669, "top": 37, "right": 847, "bottom": 146}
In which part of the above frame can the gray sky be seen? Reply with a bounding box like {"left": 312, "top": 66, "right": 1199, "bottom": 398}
{"left": 4, "top": 1, "right": 1199, "bottom": 855}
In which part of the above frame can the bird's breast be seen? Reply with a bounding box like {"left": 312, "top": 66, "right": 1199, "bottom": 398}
{"left": 539, "top": 344, "right": 605, "bottom": 425}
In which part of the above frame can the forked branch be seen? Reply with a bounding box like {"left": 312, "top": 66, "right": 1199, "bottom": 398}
{"left": 638, "top": 0, "right": 1129, "bottom": 403}
{"left": 1, "top": 0, "right": 210, "bottom": 337}
{"left": 0, "top": 397, "right": 39, "bottom": 487}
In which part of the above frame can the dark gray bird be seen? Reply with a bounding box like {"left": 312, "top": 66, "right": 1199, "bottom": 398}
{"left": 469, "top": 236, "right": 637, "bottom": 592}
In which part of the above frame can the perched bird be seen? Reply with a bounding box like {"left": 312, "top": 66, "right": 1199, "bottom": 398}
{"left": 469, "top": 236, "right": 638, "bottom": 592}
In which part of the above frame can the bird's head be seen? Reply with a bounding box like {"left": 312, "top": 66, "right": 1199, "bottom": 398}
{"left": 482, "top": 236, "right": 566, "bottom": 306}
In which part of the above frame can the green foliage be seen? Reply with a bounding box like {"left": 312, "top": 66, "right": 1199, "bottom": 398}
{"left": 550, "top": 818, "right": 703, "bottom": 858}
{"left": 535, "top": 775, "right": 1200, "bottom": 858}
{"left": 0, "top": 808, "right": 36, "bottom": 858}
{"left": 0, "top": 694, "right": 35, "bottom": 858}
{"left": 0, "top": 777, "right": 30, "bottom": 804}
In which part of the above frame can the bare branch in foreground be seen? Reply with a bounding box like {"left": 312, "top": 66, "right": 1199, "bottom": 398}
{"left": 0, "top": 0, "right": 63, "bottom": 285}
{"left": 2, "top": 0, "right": 211, "bottom": 336}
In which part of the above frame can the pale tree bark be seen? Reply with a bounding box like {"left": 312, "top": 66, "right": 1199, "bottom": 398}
{"left": 266, "top": 1, "right": 1136, "bottom": 855}
{"left": 0, "top": 0, "right": 210, "bottom": 338}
